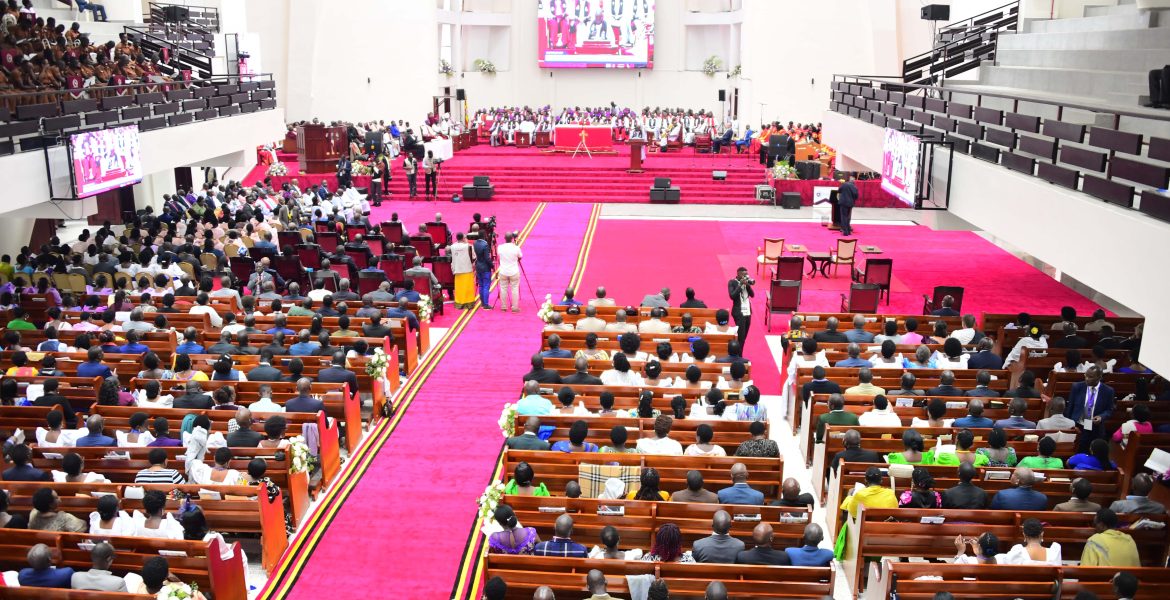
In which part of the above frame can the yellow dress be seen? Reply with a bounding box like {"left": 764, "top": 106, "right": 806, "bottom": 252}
{"left": 840, "top": 484, "right": 898, "bottom": 518}
{"left": 454, "top": 272, "right": 476, "bottom": 306}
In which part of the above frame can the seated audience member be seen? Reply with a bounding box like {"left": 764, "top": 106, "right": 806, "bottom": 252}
{"left": 735, "top": 421, "right": 779, "bottom": 457}
{"left": 845, "top": 368, "right": 885, "bottom": 396}
{"left": 226, "top": 409, "right": 264, "bottom": 447}
{"left": 505, "top": 461, "right": 549, "bottom": 496}
{"left": 532, "top": 514, "right": 588, "bottom": 558}
{"left": 563, "top": 356, "right": 603, "bottom": 386}
{"left": 1005, "top": 324, "right": 1047, "bottom": 367}
{"left": 994, "top": 398, "right": 1037, "bottom": 429}
{"left": 574, "top": 305, "right": 607, "bottom": 332}
{"left": 989, "top": 467, "right": 1048, "bottom": 510}
{"left": 953, "top": 532, "right": 1005, "bottom": 564}
{"left": 540, "top": 334, "right": 573, "bottom": 358}
{"left": 487, "top": 504, "right": 539, "bottom": 555}
{"left": 899, "top": 467, "right": 943, "bottom": 508}
{"left": 1112, "top": 403, "right": 1153, "bottom": 442}
{"left": 1005, "top": 370, "right": 1042, "bottom": 398}
{"left": 869, "top": 340, "right": 903, "bottom": 369}
{"left": 1052, "top": 322, "right": 1088, "bottom": 349}
{"left": 3, "top": 443, "right": 51, "bottom": 481}
{"left": 174, "top": 381, "right": 213, "bottom": 410}
{"left": 1000, "top": 518, "right": 1063, "bottom": 565}
{"left": 600, "top": 423, "right": 636, "bottom": 453}
{"left": 28, "top": 487, "right": 86, "bottom": 532}
{"left": 628, "top": 467, "right": 670, "bottom": 501}
{"left": 18, "top": 543, "right": 74, "bottom": 588}
{"left": 932, "top": 428, "right": 987, "bottom": 467}
{"left": 942, "top": 463, "right": 989, "bottom": 509}
{"left": 147, "top": 417, "right": 182, "bottom": 447}
{"left": 858, "top": 394, "right": 901, "bottom": 427}
{"left": 286, "top": 377, "right": 325, "bottom": 413}
{"left": 0, "top": 489, "right": 28, "bottom": 528}
{"left": 967, "top": 338, "right": 1005, "bottom": 370}
{"left": 1068, "top": 438, "right": 1117, "bottom": 471}
{"left": 589, "top": 525, "right": 634, "bottom": 560}
{"left": 551, "top": 420, "right": 598, "bottom": 453}
{"left": 1109, "top": 473, "right": 1166, "bottom": 514}
{"left": 638, "top": 307, "right": 672, "bottom": 334}
{"left": 889, "top": 372, "right": 922, "bottom": 397}
{"left": 835, "top": 342, "right": 870, "bottom": 367}
{"left": 74, "top": 414, "right": 117, "bottom": 447}
{"left": 1080, "top": 508, "right": 1140, "bottom": 567}
{"left": 132, "top": 556, "right": 206, "bottom": 598}
{"left": 774, "top": 478, "right": 816, "bottom": 508}
{"left": 830, "top": 429, "right": 883, "bottom": 474}
{"left": 71, "top": 541, "right": 127, "bottom": 591}
{"left": 130, "top": 490, "right": 183, "bottom": 539}
{"left": 736, "top": 522, "right": 792, "bottom": 565}
{"left": 643, "top": 523, "right": 690, "bottom": 563}
{"left": 522, "top": 354, "right": 563, "bottom": 384}
{"left": 692, "top": 510, "right": 745, "bottom": 563}
{"left": 812, "top": 317, "right": 849, "bottom": 343}
{"left": 685, "top": 423, "right": 726, "bottom": 457}
{"left": 785, "top": 524, "right": 834, "bottom": 566}
{"left": 887, "top": 429, "right": 933, "bottom": 465}
{"left": 1112, "top": 571, "right": 1140, "bottom": 600}
{"left": 965, "top": 370, "right": 1001, "bottom": 398}
{"left": 910, "top": 397, "right": 952, "bottom": 428}
{"left": 671, "top": 470, "right": 718, "bottom": 503}
{"left": 1054, "top": 477, "right": 1102, "bottom": 512}
{"left": 927, "top": 370, "right": 965, "bottom": 397}
{"left": 516, "top": 380, "right": 555, "bottom": 416}
{"left": 952, "top": 399, "right": 995, "bottom": 428}
{"left": 801, "top": 365, "right": 842, "bottom": 402}
{"left": 248, "top": 385, "right": 285, "bottom": 414}
{"left": 1037, "top": 397, "right": 1077, "bottom": 430}
{"left": 575, "top": 332, "right": 611, "bottom": 361}
{"left": 135, "top": 448, "right": 185, "bottom": 484}
{"left": 977, "top": 427, "right": 1018, "bottom": 467}
{"left": 716, "top": 463, "right": 764, "bottom": 505}
{"left": 1017, "top": 436, "right": 1064, "bottom": 469}
{"left": 507, "top": 416, "right": 551, "bottom": 450}
{"left": 637, "top": 415, "right": 683, "bottom": 455}
{"left": 482, "top": 576, "right": 507, "bottom": 600}
{"left": 55, "top": 452, "right": 110, "bottom": 483}
{"left": 844, "top": 314, "right": 875, "bottom": 343}
{"left": 816, "top": 393, "right": 860, "bottom": 443}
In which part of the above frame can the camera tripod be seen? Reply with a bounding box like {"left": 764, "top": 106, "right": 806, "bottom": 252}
{"left": 494, "top": 258, "right": 539, "bottom": 310}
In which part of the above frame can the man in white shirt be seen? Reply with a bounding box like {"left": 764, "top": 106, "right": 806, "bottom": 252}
{"left": 496, "top": 232, "right": 523, "bottom": 312}
{"left": 248, "top": 387, "right": 285, "bottom": 414}
{"left": 858, "top": 394, "right": 902, "bottom": 427}
{"left": 603, "top": 309, "right": 638, "bottom": 333}
{"left": 188, "top": 292, "right": 223, "bottom": 328}
{"left": 1036, "top": 397, "right": 1077, "bottom": 430}
{"left": 949, "top": 314, "right": 982, "bottom": 345}
{"left": 588, "top": 286, "right": 615, "bottom": 307}
{"left": 637, "top": 307, "right": 672, "bottom": 334}
{"left": 635, "top": 415, "right": 683, "bottom": 455}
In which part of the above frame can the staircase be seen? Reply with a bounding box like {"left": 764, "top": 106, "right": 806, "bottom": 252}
{"left": 902, "top": 2, "right": 1019, "bottom": 86}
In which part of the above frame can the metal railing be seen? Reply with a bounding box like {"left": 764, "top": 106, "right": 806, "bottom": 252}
{"left": 125, "top": 25, "right": 213, "bottom": 77}
{"left": 902, "top": 1, "right": 1018, "bottom": 86}
{"left": 148, "top": 2, "right": 220, "bottom": 34}
{"left": 828, "top": 74, "right": 1170, "bottom": 222}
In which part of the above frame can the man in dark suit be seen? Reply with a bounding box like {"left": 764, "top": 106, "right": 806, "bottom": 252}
{"left": 812, "top": 317, "right": 850, "bottom": 343}
{"left": 1064, "top": 366, "right": 1115, "bottom": 452}
{"left": 942, "top": 463, "right": 988, "bottom": 509}
{"left": 206, "top": 331, "right": 239, "bottom": 356}
{"left": 173, "top": 381, "right": 213, "bottom": 410}
{"left": 930, "top": 295, "right": 961, "bottom": 317}
{"left": 836, "top": 175, "right": 859, "bottom": 236}
{"left": 926, "top": 371, "right": 965, "bottom": 397}
{"left": 34, "top": 378, "right": 77, "bottom": 428}
{"left": 506, "top": 416, "right": 551, "bottom": 450}
{"left": 285, "top": 377, "right": 326, "bottom": 413}
{"left": 727, "top": 266, "right": 754, "bottom": 346}
{"left": 1051, "top": 323, "right": 1088, "bottom": 349}
{"left": 362, "top": 316, "right": 392, "bottom": 339}
{"left": 801, "top": 365, "right": 842, "bottom": 402}
{"left": 246, "top": 350, "right": 283, "bottom": 382}
{"left": 966, "top": 338, "right": 1004, "bottom": 370}
{"left": 522, "top": 355, "right": 562, "bottom": 384}
{"left": 989, "top": 468, "right": 1049, "bottom": 511}
{"left": 830, "top": 429, "right": 883, "bottom": 474}
{"left": 736, "top": 523, "right": 791, "bottom": 565}
{"left": 562, "top": 357, "right": 603, "bottom": 386}
{"left": 965, "top": 370, "right": 1001, "bottom": 398}
{"left": 318, "top": 351, "right": 360, "bottom": 399}
{"left": 225, "top": 409, "right": 263, "bottom": 448}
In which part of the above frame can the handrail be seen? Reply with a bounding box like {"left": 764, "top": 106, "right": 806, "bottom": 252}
{"left": 0, "top": 73, "right": 272, "bottom": 110}
{"left": 902, "top": 1, "right": 1018, "bottom": 85}
{"left": 939, "top": 1, "right": 1019, "bottom": 35}
{"left": 126, "top": 24, "right": 214, "bottom": 60}
{"left": 833, "top": 74, "right": 1170, "bottom": 124}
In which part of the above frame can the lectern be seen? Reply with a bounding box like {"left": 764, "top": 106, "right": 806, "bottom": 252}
{"left": 297, "top": 124, "right": 347, "bottom": 174}
{"left": 628, "top": 140, "right": 645, "bottom": 173}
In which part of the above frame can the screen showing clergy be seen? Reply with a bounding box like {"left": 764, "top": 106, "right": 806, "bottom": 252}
{"left": 538, "top": 0, "right": 656, "bottom": 68}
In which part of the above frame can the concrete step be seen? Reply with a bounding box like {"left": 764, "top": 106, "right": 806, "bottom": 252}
{"left": 1027, "top": 10, "right": 1152, "bottom": 33}
{"left": 1084, "top": 3, "right": 1140, "bottom": 17}
{"left": 981, "top": 65, "right": 1149, "bottom": 100}
{"left": 998, "top": 27, "right": 1170, "bottom": 52}
{"left": 996, "top": 47, "right": 1170, "bottom": 72}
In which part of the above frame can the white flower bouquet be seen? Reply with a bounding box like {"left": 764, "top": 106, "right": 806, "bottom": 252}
{"left": 417, "top": 295, "right": 434, "bottom": 323}
{"left": 266, "top": 162, "right": 288, "bottom": 177}
{"left": 772, "top": 162, "right": 798, "bottom": 180}
{"left": 351, "top": 161, "right": 374, "bottom": 176}
{"left": 473, "top": 58, "right": 497, "bottom": 74}
{"left": 498, "top": 403, "right": 517, "bottom": 438}
{"left": 156, "top": 581, "right": 199, "bottom": 600}
{"left": 702, "top": 55, "right": 722, "bottom": 76}
{"left": 537, "top": 294, "right": 556, "bottom": 323}
{"left": 287, "top": 435, "right": 315, "bottom": 475}
{"left": 477, "top": 480, "right": 506, "bottom": 528}
{"left": 365, "top": 347, "right": 389, "bottom": 379}
{"left": 439, "top": 59, "right": 455, "bottom": 76}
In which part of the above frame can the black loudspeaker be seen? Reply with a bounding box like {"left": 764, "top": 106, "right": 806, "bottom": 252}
{"left": 653, "top": 177, "right": 671, "bottom": 189}
{"left": 796, "top": 161, "right": 821, "bottom": 180}
{"left": 780, "top": 192, "right": 802, "bottom": 209}
{"left": 364, "top": 131, "right": 382, "bottom": 155}
{"left": 456, "top": 88, "right": 466, "bottom": 101}
{"left": 718, "top": 89, "right": 726, "bottom": 102}
{"left": 163, "top": 5, "right": 188, "bottom": 22}
{"left": 712, "top": 171, "right": 727, "bottom": 181}
{"left": 921, "top": 4, "right": 950, "bottom": 20}
{"left": 473, "top": 175, "right": 490, "bottom": 186}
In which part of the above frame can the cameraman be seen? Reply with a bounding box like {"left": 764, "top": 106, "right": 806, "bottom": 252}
{"left": 728, "top": 266, "right": 754, "bottom": 345}
{"left": 423, "top": 150, "right": 439, "bottom": 200}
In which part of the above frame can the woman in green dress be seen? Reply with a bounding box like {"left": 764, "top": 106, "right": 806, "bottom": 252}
{"left": 504, "top": 461, "right": 550, "bottom": 496}
{"left": 976, "top": 427, "right": 1018, "bottom": 467}
{"left": 1016, "top": 436, "right": 1063, "bottom": 469}
{"left": 933, "top": 428, "right": 990, "bottom": 467}
{"left": 886, "top": 429, "right": 935, "bottom": 465}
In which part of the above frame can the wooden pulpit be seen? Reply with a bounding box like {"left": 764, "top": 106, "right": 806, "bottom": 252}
{"left": 628, "top": 140, "right": 645, "bottom": 173}
{"left": 297, "top": 124, "right": 347, "bottom": 174}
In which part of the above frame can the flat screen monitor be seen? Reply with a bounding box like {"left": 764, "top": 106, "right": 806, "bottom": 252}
{"left": 69, "top": 124, "right": 143, "bottom": 198}
{"left": 538, "top": 0, "right": 655, "bottom": 68}
{"left": 880, "top": 127, "right": 921, "bottom": 206}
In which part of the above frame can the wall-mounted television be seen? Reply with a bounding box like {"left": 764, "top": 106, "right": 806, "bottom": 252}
{"left": 880, "top": 127, "right": 921, "bottom": 206}
{"left": 538, "top": 0, "right": 655, "bottom": 68}
{"left": 68, "top": 124, "right": 143, "bottom": 198}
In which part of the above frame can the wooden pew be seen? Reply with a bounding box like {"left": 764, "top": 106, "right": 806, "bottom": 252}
{"left": 1113, "top": 431, "right": 1170, "bottom": 496}
{"left": 795, "top": 312, "right": 964, "bottom": 332}
{"left": 540, "top": 329, "right": 737, "bottom": 357}
{"left": 543, "top": 357, "right": 749, "bottom": 383}
{"left": 530, "top": 415, "right": 761, "bottom": 454}
{"left": 981, "top": 313, "right": 1143, "bottom": 336}
{"left": 868, "top": 562, "right": 1170, "bottom": 600}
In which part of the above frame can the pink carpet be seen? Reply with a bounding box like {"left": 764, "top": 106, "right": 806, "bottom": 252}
{"left": 575, "top": 219, "right": 1108, "bottom": 396}
{"left": 283, "top": 203, "right": 597, "bottom": 599}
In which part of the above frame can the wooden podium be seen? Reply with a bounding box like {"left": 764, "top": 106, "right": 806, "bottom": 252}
{"left": 297, "top": 124, "right": 347, "bottom": 174}
{"left": 627, "top": 140, "right": 645, "bottom": 173}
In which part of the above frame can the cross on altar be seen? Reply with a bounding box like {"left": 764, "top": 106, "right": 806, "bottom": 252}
{"left": 573, "top": 126, "right": 593, "bottom": 159}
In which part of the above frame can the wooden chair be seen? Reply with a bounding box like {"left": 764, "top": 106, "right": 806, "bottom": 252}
{"left": 317, "top": 231, "right": 340, "bottom": 253}
{"left": 297, "top": 244, "right": 322, "bottom": 270}
{"left": 923, "top": 285, "right": 964, "bottom": 314}
{"left": 830, "top": 238, "right": 857, "bottom": 277}
{"left": 853, "top": 258, "right": 892, "bottom": 304}
{"left": 380, "top": 221, "right": 406, "bottom": 245}
{"left": 378, "top": 258, "right": 405, "bottom": 286}
{"left": 199, "top": 253, "right": 219, "bottom": 273}
{"left": 773, "top": 256, "right": 804, "bottom": 282}
{"left": 277, "top": 230, "right": 301, "bottom": 250}
{"left": 765, "top": 279, "right": 801, "bottom": 331}
{"left": 841, "top": 283, "right": 880, "bottom": 313}
{"left": 756, "top": 237, "right": 785, "bottom": 278}
{"left": 357, "top": 271, "right": 383, "bottom": 296}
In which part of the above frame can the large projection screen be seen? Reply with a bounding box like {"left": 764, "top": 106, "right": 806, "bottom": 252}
{"left": 881, "top": 128, "right": 921, "bottom": 206}
{"left": 538, "top": 0, "right": 655, "bottom": 68}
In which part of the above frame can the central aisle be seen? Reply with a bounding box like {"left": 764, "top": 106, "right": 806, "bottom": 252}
{"left": 266, "top": 203, "right": 598, "bottom": 599}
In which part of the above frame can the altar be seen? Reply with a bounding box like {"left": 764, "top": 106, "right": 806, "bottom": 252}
{"left": 552, "top": 125, "right": 614, "bottom": 152}
{"left": 425, "top": 136, "right": 454, "bottom": 161}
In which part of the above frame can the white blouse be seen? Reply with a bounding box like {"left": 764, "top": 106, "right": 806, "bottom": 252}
{"left": 89, "top": 510, "right": 135, "bottom": 536}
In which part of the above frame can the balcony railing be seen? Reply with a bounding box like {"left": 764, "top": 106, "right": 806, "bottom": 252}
{"left": 902, "top": 1, "right": 1018, "bottom": 86}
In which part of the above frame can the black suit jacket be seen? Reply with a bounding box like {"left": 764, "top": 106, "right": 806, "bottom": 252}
{"left": 226, "top": 428, "right": 263, "bottom": 448}
{"left": 837, "top": 181, "right": 859, "bottom": 208}
{"left": 1065, "top": 382, "right": 1115, "bottom": 423}
{"left": 34, "top": 393, "right": 77, "bottom": 428}
{"left": 727, "top": 278, "right": 754, "bottom": 318}
{"left": 363, "top": 324, "right": 392, "bottom": 338}
{"left": 264, "top": 343, "right": 289, "bottom": 356}
{"left": 965, "top": 387, "right": 1001, "bottom": 398}
{"left": 563, "top": 373, "right": 604, "bottom": 386}
{"left": 801, "top": 380, "right": 842, "bottom": 403}
{"left": 736, "top": 547, "right": 791, "bottom": 566}
{"left": 966, "top": 351, "right": 1004, "bottom": 370}
{"left": 813, "top": 330, "right": 850, "bottom": 343}
{"left": 174, "top": 393, "right": 214, "bottom": 410}
{"left": 942, "top": 482, "right": 988, "bottom": 509}
{"left": 247, "top": 364, "right": 283, "bottom": 382}
{"left": 926, "top": 384, "right": 965, "bottom": 397}
{"left": 1051, "top": 335, "right": 1088, "bottom": 349}
{"left": 831, "top": 448, "right": 882, "bottom": 473}
{"left": 522, "top": 369, "right": 562, "bottom": 384}
{"left": 318, "top": 367, "right": 359, "bottom": 397}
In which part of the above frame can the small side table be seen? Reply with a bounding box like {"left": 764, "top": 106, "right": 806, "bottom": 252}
{"left": 806, "top": 252, "right": 831, "bottom": 278}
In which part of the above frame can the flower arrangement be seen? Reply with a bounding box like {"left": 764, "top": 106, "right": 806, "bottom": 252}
{"left": 364, "top": 347, "right": 389, "bottom": 379}
{"left": 537, "top": 294, "right": 556, "bottom": 323}
{"left": 155, "top": 581, "right": 199, "bottom": 600}
{"left": 287, "top": 435, "right": 315, "bottom": 475}
{"left": 498, "top": 403, "right": 517, "bottom": 438}
{"left": 702, "top": 55, "right": 723, "bottom": 77}
{"left": 266, "top": 162, "right": 288, "bottom": 177}
{"left": 351, "top": 160, "right": 374, "bottom": 177}
{"left": 473, "top": 58, "right": 497, "bottom": 74}
{"left": 729, "top": 64, "right": 742, "bottom": 78}
{"left": 417, "top": 295, "right": 434, "bottom": 323}
{"left": 439, "top": 59, "right": 455, "bottom": 76}
{"left": 772, "top": 162, "right": 798, "bottom": 180}
{"left": 476, "top": 480, "right": 506, "bottom": 527}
